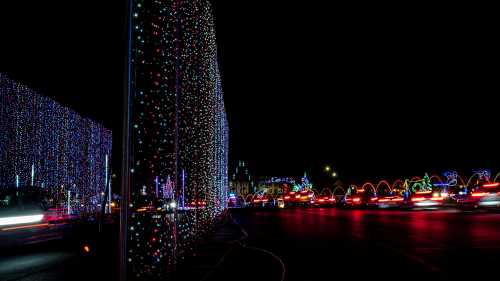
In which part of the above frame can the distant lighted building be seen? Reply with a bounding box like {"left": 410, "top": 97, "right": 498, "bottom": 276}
{"left": 0, "top": 73, "right": 112, "bottom": 213}
{"left": 256, "top": 177, "right": 296, "bottom": 195}
{"left": 230, "top": 160, "right": 254, "bottom": 196}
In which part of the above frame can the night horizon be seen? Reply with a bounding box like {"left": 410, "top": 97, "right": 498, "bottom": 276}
{"left": 1, "top": 1, "right": 498, "bottom": 183}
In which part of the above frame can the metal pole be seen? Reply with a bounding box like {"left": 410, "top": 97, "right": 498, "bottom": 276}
{"left": 120, "top": 0, "right": 133, "bottom": 280}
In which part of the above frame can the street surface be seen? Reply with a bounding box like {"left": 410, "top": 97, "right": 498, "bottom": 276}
{"left": 232, "top": 208, "right": 500, "bottom": 281}
{"left": 0, "top": 223, "right": 118, "bottom": 281}
{"left": 3, "top": 209, "right": 500, "bottom": 281}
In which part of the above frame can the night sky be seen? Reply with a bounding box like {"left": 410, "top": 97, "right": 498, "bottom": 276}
{"left": 1, "top": 1, "right": 498, "bottom": 185}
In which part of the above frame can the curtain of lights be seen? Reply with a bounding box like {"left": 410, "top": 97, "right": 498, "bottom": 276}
{"left": 128, "top": 0, "right": 228, "bottom": 278}
{"left": 0, "top": 73, "right": 112, "bottom": 214}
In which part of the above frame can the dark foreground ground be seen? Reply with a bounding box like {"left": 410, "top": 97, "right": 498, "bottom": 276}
{"left": 2, "top": 208, "right": 500, "bottom": 281}
{"left": 0, "top": 222, "right": 118, "bottom": 281}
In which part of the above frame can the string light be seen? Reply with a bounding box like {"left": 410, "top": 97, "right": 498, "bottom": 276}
{"left": 0, "top": 73, "right": 112, "bottom": 215}
{"left": 128, "top": 0, "right": 228, "bottom": 278}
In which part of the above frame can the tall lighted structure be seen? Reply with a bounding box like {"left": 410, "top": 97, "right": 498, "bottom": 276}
{"left": 0, "top": 73, "right": 112, "bottom": 213}
{"left": 124, "top": 0, "right": 228, "bottom": 278}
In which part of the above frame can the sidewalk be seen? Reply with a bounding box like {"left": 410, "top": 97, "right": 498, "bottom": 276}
{"left": 170, "top": 211, "right": 285, "bottom": 281}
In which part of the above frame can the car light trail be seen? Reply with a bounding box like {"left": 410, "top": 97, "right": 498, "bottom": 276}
{"left": 472, "top": 192, "right": 489, "bottom": 197}
{"left": 0, "top": 214, "right": 44, "bottom": 227}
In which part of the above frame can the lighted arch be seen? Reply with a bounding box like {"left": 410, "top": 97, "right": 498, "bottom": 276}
{"left": 376, "top": 180, "right": 392, "bottom": 194}
{"left": 429, "top": 174, "right": 443, "bottom": 184}
{"left": 457, "top": 175, "right": 466, "bottom": 186}
{"left": 392, "top": 179, "right": 404, "bottom": 190}
{"left": 332, "top": 186, "right": 346, "bottom": 195}
{"left": 493, "top": 173, "right": 500, "bottom": 183}
{"left": 361, "top": 182, "right": 376, "bottom": 193}
{"left": 320, "top": 188, "right": 333, "bottom": 196}
{"left": 245, "top": 194, "right": 254, "bottom": 203}
{"left": 410, "top": 176, "right": 422, "bottom": 182}
{"left": 466, "top": 172, "right": 484, "bottom": 187}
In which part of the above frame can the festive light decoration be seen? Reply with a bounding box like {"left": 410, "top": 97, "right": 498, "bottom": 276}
{"left": 349, "top": 170, "right": 500, "bottom": 199}
{"left": 293, "top": 172, "right": 312, "bottom": 191}
{"left": 127, "top": 0, "right": 228, "bottom": 278}
{"left": 0, "top": 74, "right": 112, "bottom": 214}
{"left": 443, "top": 171, "right": 458, "bottom": 186}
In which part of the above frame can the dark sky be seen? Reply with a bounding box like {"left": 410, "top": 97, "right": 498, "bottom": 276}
{"left": 1, "top": 1, "right": 498, "bottom": 184}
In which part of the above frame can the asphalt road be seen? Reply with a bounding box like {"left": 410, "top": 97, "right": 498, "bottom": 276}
{"left": 3, "top": 209, "right": 500, "bottom": 281}
{"left": 231, "top": 208, "right": 500, "bottom": 281}
{"left": 0, "top": 223, "right": 118, "bottom": 281}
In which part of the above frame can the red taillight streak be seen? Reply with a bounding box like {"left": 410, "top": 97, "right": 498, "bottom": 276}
{"left": 1, "top": 223, "right": 48, "bottom": 231}
{"left": 353, "top": 198, "right": 361, "bottom": 202}
{"left": 411, "top": 197, "right": 425, "bottom": 202}
{"left": 472, "top": 192, "right": 488, "bottom": 197}
{"left": 431, "top": 197, "right": 443, "bottom": 201}
{"left": 483, "top": 183, "right": 500, "bottom": 188}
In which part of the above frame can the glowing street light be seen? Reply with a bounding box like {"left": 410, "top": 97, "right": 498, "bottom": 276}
{"left": 332, "top": 172, "right": 337, "bottom": 178}
{"left": 325, "top": 166, "right": 331, "bottom": 172}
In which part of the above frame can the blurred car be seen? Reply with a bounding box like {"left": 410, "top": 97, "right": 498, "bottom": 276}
{"left": 457, "top": 183, "right": 500, "bottom": 209}
{"left": 250, "top": 194, "right": 274, "bottom": 208}
{"left": 407, "top": 190, "right": 444, "bottom": 209}
{"left": 371, "top": 194, "right": 405, "bottom": 208}
{"left": 0, "top": 187, "right": 74, "bottom": 248}
{"left": 283, "top": 190, "right": 315, "bottom": 207}
{"left": 341, "top": 188, "right": 376, "bottom": 208}
{"left": 228, "top": 193, "right": 243, "bottom": 208}
{"left": 276, "top": 198, "right": 285, "bottom": 208}
{"left": 313, "top": 195, "right": 336, "bottom": 207}
{"left": 342, "top": 194, "right": 363, "bottom": 207}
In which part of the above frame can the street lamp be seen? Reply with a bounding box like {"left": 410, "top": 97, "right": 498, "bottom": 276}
{"left": 325, "top": 166, "right": 331, "bottom": 172}
{"left": 332, "top": 172, "right": 337, "bottom": 178}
